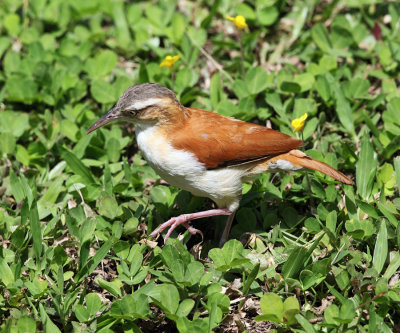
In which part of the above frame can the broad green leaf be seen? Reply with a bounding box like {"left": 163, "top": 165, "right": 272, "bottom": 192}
{"left": 85, "top": 50, "right": 118, "bottom": 79}
{"left": 16, "top": 316, "right": 36, "bottom": 333}
{"left": 337, "top": 300, "right": 356, "bottom": 324}
{"left": 257, "top": 6, "right": 279, "bottom": 26}
{"left": 98, "top": 196, "right": 119, "bottom": 219}
{"left": 96, "top": 278, "right": 122, "bottom": 298}
{"left": 356, "top": 135, "right": 378, "bottom": 201}
{"left": 6, "top": 77, "right": 38, "bottom": 104}
{"left": 0, "top": 258, "right": 15, "bottom": 286}
{"left": 373, "top": 219, "right": 388, "bottom": 274}
{"left": 245, "top": 67, "right": 269, "bottom": 95}
{"left": 283, "top": 296, "right": 300, "bottom": 324}
{"left": 0, "top": 132, "right": 16, "bottom": 155}
{"left": 4, "top": 13, "right": 21, "bottom": 36}
{"left": 256, "top": 293, "right": 283, "bottom": 322}
{"left": 325, "top": 73, "right": 355, "bottom": 135}
{"left": 74, "top": 304, "right": 90, "bottom": 322}
{"left": 110, "top": 293, "right": 150, "bottom": 319}
{"left": 90, "top": 80, "right": 116, "bottom": 104}
{"left": 106, "top": 138, "right": 121, "bottom": 163}
{"left": 176, "top": 299, "right": 195, "bottom": 318}
{"left": 152, "top": 284, "right": 180, "bottom": 315}
{"left": 177, "top": 317, "right": 208, "bottom": 333}
{"left": 311, "top": 23, "right": 332, "bottom": 52}
{"left": 183, "top": 261, "right": 204, "bottom": 286}
{"left": 86, "top": 293, "right": 102, "bottom": 316}
{"left": 324, "top": 304, "right": 340, "bottom": 326}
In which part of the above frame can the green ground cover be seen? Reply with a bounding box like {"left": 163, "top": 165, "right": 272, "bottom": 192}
{"left": 1, "top": 0, "right": 400, "bottom": 331}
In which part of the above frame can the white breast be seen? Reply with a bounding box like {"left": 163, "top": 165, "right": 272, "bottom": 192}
{"left": 135, "top": 124, "right": 244, "bottom": 211}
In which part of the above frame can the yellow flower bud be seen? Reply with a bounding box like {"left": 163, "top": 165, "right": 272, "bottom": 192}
{"left": 227, "top": 15, "right": 248, "bottom": 30}
{"left": 160, "top": 55, "right": 181, "bottom": 69}
{"left": 291, "top": 113, "right": 308, "bottom": 132}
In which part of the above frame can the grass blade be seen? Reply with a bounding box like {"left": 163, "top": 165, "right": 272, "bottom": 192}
{"left": 373, "top": 219, "right": 388, "bottom": 275}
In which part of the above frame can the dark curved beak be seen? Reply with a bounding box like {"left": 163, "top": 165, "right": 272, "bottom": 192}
{"left": 86, "top": 108, "right": 120, "bottom": 134}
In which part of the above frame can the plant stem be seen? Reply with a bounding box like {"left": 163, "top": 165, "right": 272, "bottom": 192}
{"left": 301, "top": 132, "right": 315, "bottom": 210}
{"left": 239, "top": 31, "right": 245, "bottom": 80}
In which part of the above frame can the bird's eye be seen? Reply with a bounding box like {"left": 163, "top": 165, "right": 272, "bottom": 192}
{"left": 127, "top": 109, "right": 138, "bottom": 116}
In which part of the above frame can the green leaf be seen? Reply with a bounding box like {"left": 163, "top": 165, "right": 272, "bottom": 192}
{"left": 325, "top": 73, "right": 355, "bottom": 135}
{"left": 295, "top": 314, "right": 317, "bottom": 332}
{"left": 16, "top": 316, "right": 36, "bottom": 333}
{"left": 10, "top": 169, "right": 24, "bottom": 203}
{"left": 176, "top": 299, "right": 195, "bottom": 318}
{"left": 177, "top": 317, "right": 209, "bottom": 333}
{"left": 208, "top": 239, "right": 248, "bottom": 271}
{"left": 4, "top": 13, "right": 21, "bottom": 36}
{"left": 245, "top": 67, "right": 269, "bottom": 95}
{"left": 283, "top": 296, "right": 300, "bottom": 325}
{"left": 311, "top": 23, "right": 332, "bottom": 52}
{"left": 281, "top": 246, "right": 308, "bottom": 279}
{"left": 383, "top": 251, "right": 400, "bottom": 280}
{"left": 98, "top": 196, "right": 119, "bottom": 219}
{"left": 30, "top": 201, "right": 42, "bottom": 260}
{"left": 0, "top": 257, "right": 15, "bottom": 286}
{"left": 373, "top": 219, "right": 388, "bottom": 274}
{"left": 0, "top": 132, "right": 16, "bottom": 155}
{"left": 324, "top": 304, "right": 340, "bottom": 326}
{"left": 96, "top": 278, "right": 122, "bottom": 297}
{"left": 91, "top": 80, "right": 116, "bottom": 104}
{"left": 257, "top": 6, "right": 279, "bottom": 26}
{"left": 378, "top": 163, "right": 394, "bottom": 184}
{"left": 6, "top": 77, "right": 38, "bottom": 103}
{"left": 60, "top": 148, "right": 96, "bottom": 185}
{"left": 183, "top": 261, "right": 204, "bottom": 286}
{"left": 106, "top": 138, "right": 121, "bottom": 163}
{"left": 86, "top": 293, "right": 102, "bottom": 316}
{"left": 337, "top": 300, "right": 356, "bottom": 324}
{"left": 242, "top": 262, "right": 260, "bottom": 296}
{"left": 85, "top": 50, "right": 118, "bottom": 79}
{"left": 256, "top": 293, "right": 283, "bottom": 322}
{"left": 39, "top": 304, "right": 62, "bottom": 333}
{"left": 394, "top": 157, "right": 400, "bottom": 189}
{"left": 74, "top": 304, "right": 90, "bottom": 322}
{"left": 152, "top": 284, "right": 180, "bottom": 316}
{"left": 76, "top": 238, "right": 113, "bottom": 281}
{"left": 110, "top": 293, "right": 150, "bottom": 319}
{"left": 356, "top": 135, "right": 378, "bottom": 201}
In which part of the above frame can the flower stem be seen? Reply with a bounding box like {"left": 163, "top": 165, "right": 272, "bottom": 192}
{"left": 301, "top": 132, "right": 315, "bottom": 210}
{"left": 239, "top": 31, "right": 245, "bottom": 80}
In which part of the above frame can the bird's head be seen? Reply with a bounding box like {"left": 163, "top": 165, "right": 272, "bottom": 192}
{"left": 86, "top": 83, "right": 184, "bottom": 134}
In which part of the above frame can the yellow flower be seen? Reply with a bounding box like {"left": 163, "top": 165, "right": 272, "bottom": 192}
{"left": 227, "top": 15, "right": 248, "bottom": 30}
{"left": 160, "top": 55, "right": 181, "bottom": 69}
{"left": 291, "top": 113, "right": 308, "bottom": 132}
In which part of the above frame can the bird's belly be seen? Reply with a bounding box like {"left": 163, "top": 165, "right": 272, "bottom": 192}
{"left": 136, "top": 124, "right": 243, "bottom": 210}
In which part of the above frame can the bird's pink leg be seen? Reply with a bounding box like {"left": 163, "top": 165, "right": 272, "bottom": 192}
{"left": 149, "top": 208, "right": 232, "bottom": 243}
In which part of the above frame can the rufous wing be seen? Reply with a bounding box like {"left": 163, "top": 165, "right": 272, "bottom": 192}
{"left": 169, "top": 108, "right": 302, "bottom": 169}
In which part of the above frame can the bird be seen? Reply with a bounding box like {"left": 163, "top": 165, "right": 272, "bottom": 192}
{"left": 87, "top": 83, "right": 354, "bottom": 246}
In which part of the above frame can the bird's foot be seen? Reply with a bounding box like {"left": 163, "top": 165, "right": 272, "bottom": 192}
{"left": 149, "top": 209, "right": 232, "bottom": 244}
{"left": 149, "top": 214, "right": 200, "bottom": 244}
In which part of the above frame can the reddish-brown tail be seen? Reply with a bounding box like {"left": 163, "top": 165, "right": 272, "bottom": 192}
{"left": 259, "top": 150, "right": 354, "bottom": 185}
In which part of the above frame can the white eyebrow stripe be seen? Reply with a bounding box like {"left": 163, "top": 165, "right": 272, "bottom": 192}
{"left": 127, "top": 98, "right": 165, "bottom": 110}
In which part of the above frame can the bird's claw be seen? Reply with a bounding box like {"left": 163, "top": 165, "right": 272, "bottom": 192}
{"left": 149, "top": 214, "right": 202, "bottom": 244}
